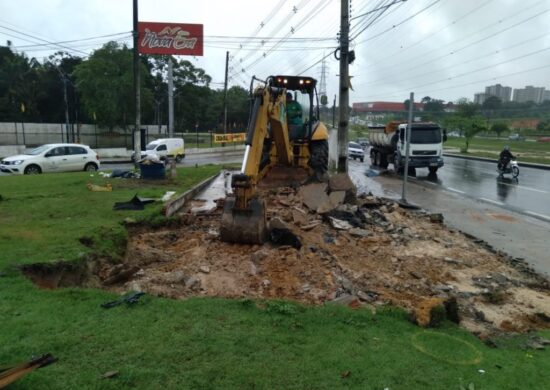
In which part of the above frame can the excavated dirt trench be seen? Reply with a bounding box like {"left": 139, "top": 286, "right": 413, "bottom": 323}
{"left": 23, "top": 173, "right": 550, "bottom": 338}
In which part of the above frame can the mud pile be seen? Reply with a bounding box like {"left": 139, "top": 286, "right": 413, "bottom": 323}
{"left": 92, "top": 173, "right": 550, "bottom": 338}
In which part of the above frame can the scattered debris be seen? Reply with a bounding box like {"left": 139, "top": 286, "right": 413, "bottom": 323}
{"left": 113, "top": 194, "right": 155, "bottom": 211}
{"left": 87, "top": 183, "right": 113, "bottom": 192}
{"left": 0, "top": 354, "right": 57, "bottom": 388}
{"left": 101, "top": 370, "right": 119, "bottom": 379}
{"left": 101, "top": 292, "right": 146, "bottom": 309}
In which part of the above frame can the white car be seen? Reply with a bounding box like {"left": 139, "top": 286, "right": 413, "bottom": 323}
{"left": 0, "top": 143, "right": 100, "bottom": 175}
{"left": 348, "top": 142, "right": 365, "bottom": 162}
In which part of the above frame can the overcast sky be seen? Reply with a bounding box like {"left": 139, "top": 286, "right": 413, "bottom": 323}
{"left": 2, "top": 0, "right": 549, "bottom": 104}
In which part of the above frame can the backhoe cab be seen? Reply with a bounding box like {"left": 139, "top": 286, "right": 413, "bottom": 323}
{"left": 219, "top": 75, "right": 329, "bottom": 245}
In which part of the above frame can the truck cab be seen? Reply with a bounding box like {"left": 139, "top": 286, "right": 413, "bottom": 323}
{"left": 395, "top": 123, "right": 444, "bottom": 174}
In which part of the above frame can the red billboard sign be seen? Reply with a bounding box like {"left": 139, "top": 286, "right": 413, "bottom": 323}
{"left": 138, "top": 22, "right": 203, "bottom": 56}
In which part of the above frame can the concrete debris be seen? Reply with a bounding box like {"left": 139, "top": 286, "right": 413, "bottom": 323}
{"left": 90, "top": 175, "right": 550, "bottom": 338}
{"left": 299, "top": 182, "right": 329, "bottom": 211}
{"left": 328, "top": 217, "right": 353, "bottom": 230}
{"left": 268, "top": 217, "right": 288, "bottom": 231}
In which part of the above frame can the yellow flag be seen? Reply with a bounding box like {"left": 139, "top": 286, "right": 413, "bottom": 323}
{"left": 20, "top": 103, "right": 25, "bottom": 113}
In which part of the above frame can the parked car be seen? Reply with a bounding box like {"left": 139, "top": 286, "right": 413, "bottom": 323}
{"left": 0, "top": 143, "right": 100, "bottom": 175}
{"left": 348, "top": 142, "right": 365, "bottom": 162}
{"left": 508, "top": 133, "right": 525, "bottom": 141}
{"left": 356, "top": 137, "right": 369, "bottom": 149}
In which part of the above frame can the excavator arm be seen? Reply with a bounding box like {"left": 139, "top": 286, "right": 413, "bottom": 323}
{"left": 220, "top": 85, "right": 292, "bottom": 244}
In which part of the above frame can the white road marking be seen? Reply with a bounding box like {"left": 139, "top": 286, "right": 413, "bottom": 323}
{"left": 424, "top": 181, "right": 437, "bottom": 185}
{"left": 526, "top": 211, "right": 550, "bottom": 222}
{"left": 447, "top": 187, "right": 466, "bottom": 194}
{"left": 479, "top": 197, "right": 504, "bottom": 206}
{"left": 517, "top": 186, "right": 549, "bottom": 194}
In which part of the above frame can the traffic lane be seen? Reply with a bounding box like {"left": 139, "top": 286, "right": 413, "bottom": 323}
{"left": 348, "top": 160, "right": 550, "bottom": 277}
{"left": 413, "top": 156, "right": 550, "bottom": 218}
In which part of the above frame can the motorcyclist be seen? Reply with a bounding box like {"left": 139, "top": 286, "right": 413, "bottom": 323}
{"left": 498, "top": 145, "right": 515, "bottom": 170}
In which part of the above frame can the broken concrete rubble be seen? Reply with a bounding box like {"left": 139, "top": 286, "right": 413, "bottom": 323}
{"left": 38, "top": 175, "right": 549, "bottom": 339}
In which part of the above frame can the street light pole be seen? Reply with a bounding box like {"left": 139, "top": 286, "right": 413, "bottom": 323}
{"left": 62, "top": 76, "right": 70, "bottom": 143}
{"left": 133, "top": 0, "right": 141, "bottom": 167}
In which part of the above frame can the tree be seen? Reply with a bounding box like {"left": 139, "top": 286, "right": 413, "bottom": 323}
{"left": 73, "top": 41, "right": 153, "bottom": 130}
{"left": 491, "top": 122, "right": 509, "bottom": 138}
{"left": 445, "top": 99, "right": 486, "bottom": 152}
{"left": 482, "top": 96, "right": 502, "bottom": 110}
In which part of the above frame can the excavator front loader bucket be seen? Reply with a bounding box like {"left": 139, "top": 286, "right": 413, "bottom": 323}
{"left": 220, "top": 197, "right": 267, "bottom": 244}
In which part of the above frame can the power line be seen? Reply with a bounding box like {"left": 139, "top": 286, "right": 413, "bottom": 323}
{"left": 356, "top": 31, "right": 550, "bottom": 89}
{"left": 354, "top": 63, "right": 550, "bottom": 101}
{"left": 0, "top": 25, "right": 90, "bottom": 55}
{"left": 355, "top": 0, "right": 443, "bottom": 45}
{"left": 10, "top": 31, "right": 131, "bottom": 48}
{"left": 357, "top": 0, "right": 495, "bottom": 70}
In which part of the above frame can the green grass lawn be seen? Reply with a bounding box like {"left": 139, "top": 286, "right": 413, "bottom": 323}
{"left": 444, "top": 137, "right": 550, "bottom": 165}
{"left": 0, "top": 168, "right": 548, "bottom": 389}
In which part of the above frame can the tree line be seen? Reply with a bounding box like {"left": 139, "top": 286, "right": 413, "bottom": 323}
{"left": 0, "top": 41, "right": 251, "bottom": 133}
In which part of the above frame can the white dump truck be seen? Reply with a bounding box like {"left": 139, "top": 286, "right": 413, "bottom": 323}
{"left": 368, "top": 121, "right": 445, "bottom": 174}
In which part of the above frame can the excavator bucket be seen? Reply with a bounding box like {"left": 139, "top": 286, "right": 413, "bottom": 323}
{"left": 220, "top": 197, "right": 267, "bottom": 244}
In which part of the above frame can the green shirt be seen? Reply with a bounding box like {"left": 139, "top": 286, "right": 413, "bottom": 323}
{"left": 286, "top": 101, "right": 303, "bottom": 125}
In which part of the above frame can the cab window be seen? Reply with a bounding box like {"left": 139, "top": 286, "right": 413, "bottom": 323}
{"left": 156, "top": 144, "right": 167, "bottom": 151}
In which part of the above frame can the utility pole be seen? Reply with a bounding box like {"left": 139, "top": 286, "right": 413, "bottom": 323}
{"left": 168, "top": 57, "right": 174, "bottom": 137}
{"left": 62, "top": 76, "right": 70, "bottom": 143}
{"left": 401, "top": 92, "right": 414, "bottom": 203}
{"left": 337, "top": 0, "right": 350, "bottom": 173}
{"left": 222, "top": 51, "right": 229, "bottom": 146}
{"left": 133, "top": 0, "right": 141, "bottom": 166}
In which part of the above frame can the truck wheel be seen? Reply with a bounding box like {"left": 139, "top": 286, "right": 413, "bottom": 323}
{"left": 360, "top": 157, "right": 364, "bottom": 162}
{"left": 374, "top": 151, "right": 381, "bottom": 167}
{"left": 309, "top": 139, "right": 329, "bottom": 179}
{"left": 394, "top": 155, "right": 403, "bottom": 174}
{"left": 428, "top": 166, "right": 438, "bottom": 174}
{"left": 380, "top": 154, "right": 388, "bottom": 169}
{"left": 175, "top": 154, "right": 183, "bottom": 163}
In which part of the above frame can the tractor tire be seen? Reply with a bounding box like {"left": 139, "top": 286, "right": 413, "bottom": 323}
{"left": 309, "top": 139, "right": 329, "bottom": 180}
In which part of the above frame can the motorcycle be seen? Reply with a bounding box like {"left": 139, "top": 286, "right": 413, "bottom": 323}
{"left": 497, "top": 158, "right": 519, "bottom": 179}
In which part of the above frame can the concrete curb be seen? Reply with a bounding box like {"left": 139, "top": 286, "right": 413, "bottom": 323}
{"left": 163, "top": 172, "right": 221, "bottom": 217}
{"left": 443, "top": 152, "right": 550, "bottom": 171}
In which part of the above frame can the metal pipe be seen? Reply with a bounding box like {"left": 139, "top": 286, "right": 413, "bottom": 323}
{"left": 241, "top": 145, "right": 251, "bottom": 173}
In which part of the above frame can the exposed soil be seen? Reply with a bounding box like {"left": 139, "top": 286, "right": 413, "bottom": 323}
{"left": 23, "top": 172, "right": 550, "bottom": 338}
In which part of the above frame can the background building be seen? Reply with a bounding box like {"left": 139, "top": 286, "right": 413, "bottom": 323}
{"left": 513, "top": 86, "right": 546, "bottom": 104}
{"left": 485, "top": 84, "right": 512, "bottom": 102}
{"left": 474, "top": 93, "right": 487, "bottom": 104}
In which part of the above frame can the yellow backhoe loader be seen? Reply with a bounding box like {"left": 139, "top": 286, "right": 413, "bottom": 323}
{"left": 220, "top": 75, "right": 330, "bottom": 244}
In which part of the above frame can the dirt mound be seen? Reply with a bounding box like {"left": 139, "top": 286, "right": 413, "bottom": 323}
{"left": 23, "top": 177, "right": 550, "bottom": 338}
{"left": 94, "top": 183, "right": 548, "bottom": 338}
